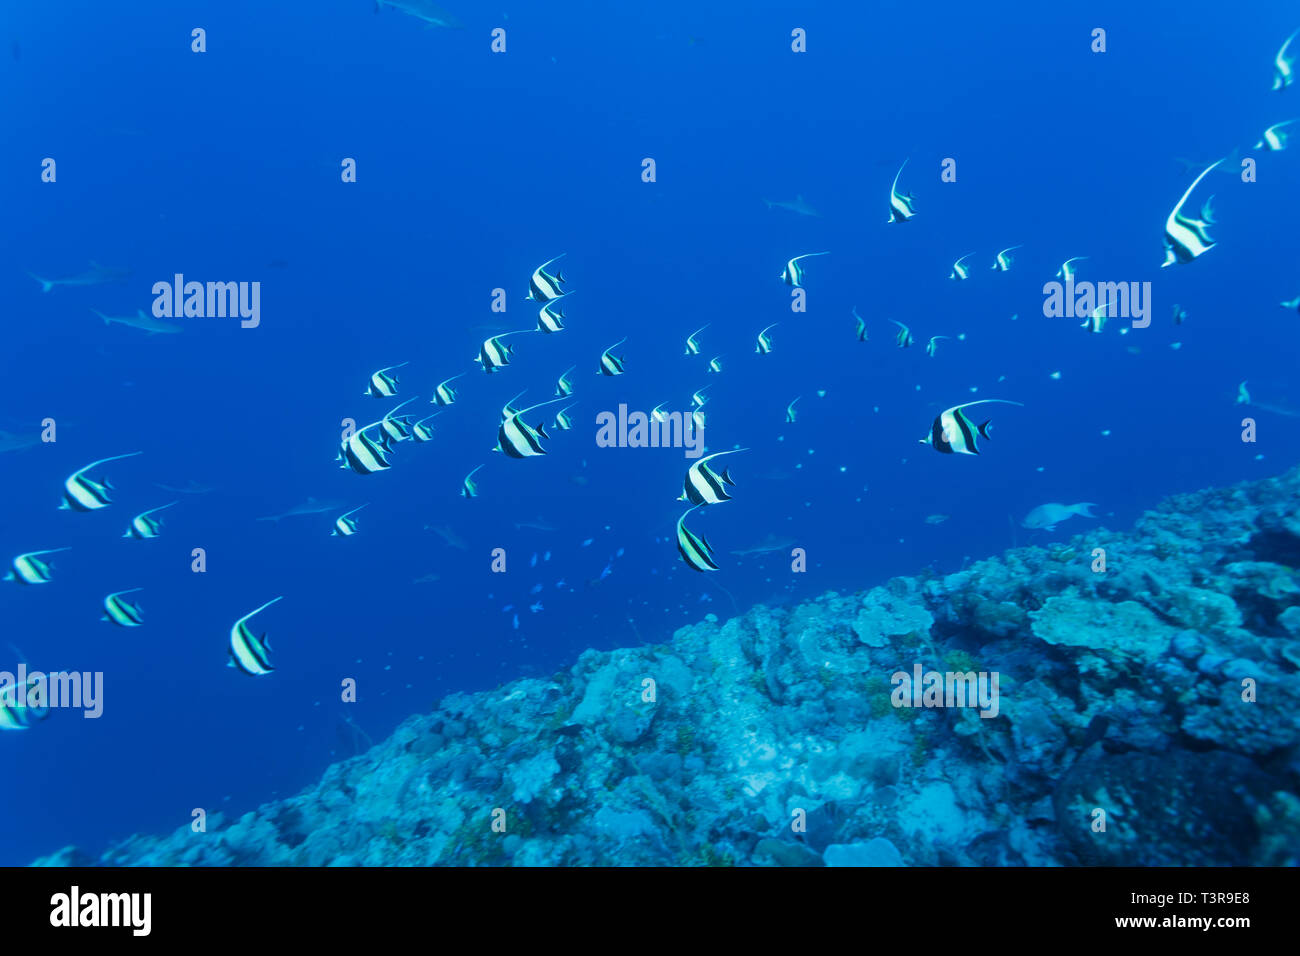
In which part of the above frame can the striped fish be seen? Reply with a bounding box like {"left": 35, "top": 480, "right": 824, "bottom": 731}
{"left": 60, "top": 452, "right": 141, "bottom": 512}
{"left": 500, "top": 390, "right": 527, "bottom": 423}
{"left": 692, "top": 408, "right": 706, "bottom": 431}
{"left": 679, "top": 448, "right": 746, "bottom": 506}
{"left": 461, "top": 464, "right": 485, "bottom": 498}
{"left": 676, "top": 506, "right": 719, "bottom": 572}
{"left": 949, "top": 254, "right": 975, "bottom": 281}
{"left": 0, "top": 676, "right": 48, "bottom": 730}
{"left": 684, "top": 324, "right": 709, "bottom": 355}
{"left": 124, "top": 502, "right": 177, "bottom": 539}
{"left": 1280, "top": 296, "right": 1300, "bottom": 313}
{"left": 102, "top": 588, "right": 144, "bottom": 627}
{"left": 228, "top": 596, "right": 283, "bottom": 676}
{"left": 1161, "top": 160, "right": 1221, "bottom": 267}
{"left": 991, "top": 245, "right": 1022, "bottom": 271}
{"left": 365, "top": 362, "right": 408, "bottom": 398}
{"left": 1056, "top": 257, "right": 1088, "bottom": 281}
{"left": 598, "top": 337, "right": 627, "bottom": 376}
{"left": 853, "top": 307, "right": 867, "bottom": 342}
{"left": 921, "top": 399, "right": 1024, "bottom": 455}
{"left": 411, "top": 414, "right": 440, "bottom": 442}
{"left": 553, "top": 403, "right": 578, "bottom": 431}
{"left": 4, "top": 547, "right": 70, "bottom": 585}
{"left": 785, "top": 396, "right": 800, "bottom": 423}
{"left": 887, "top": 159, "right": 916, "bottom": 222}
{"left": 651, "top": 402, "right": 669, "bottom": 423}
{"left": 780, "top": 252, "right": 829, "bottom": 288}
{"left": 537, "top": 299, "right": 567, "bottom": 333}
{"left": 555, "top": 365, "right": 576, "bottom": 397}
{"left": 431, "top": 373, "right": 465, "bottom": 406}
{"left": 378, "top": 397, "right": 419, "bottom": 445}
{"left": 1081, "top": 300, "right": 1111, "bottom": 334}
{"left": 707, "top": 355, "right": 723, "bottom": 374}
{"left": 1274, "top": 28, "right": 1299, "bottom": 91}
{"left": 691, "top": 385, "right": 712, "bottom": 409}
{"left": 1256, "top": 119, "right": 1299, "bottom": 151}
{"left": 891, "top": 319, "right": 914, "bottom": 348}
{"left": 526, "top": 254, "right": 568, "bottom": 303}
{"left": 338, "top": 410, "right": 402, "bottom": 474}
{"left": 755, "top": 323, "right": 778, "bottom": 354}
{"left": 330, "top": 504, "right": 368, "bottom": 536}
{"left": 496, "top": 397, "right": 566, "bottom": 458}
{"left": 925, "top": 335, "right": 949, "bottom": 357}
{"left": 476, "top": 330, "right": 534, "bottom": 374}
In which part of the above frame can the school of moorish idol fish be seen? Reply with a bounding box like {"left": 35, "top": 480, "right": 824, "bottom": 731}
{"left": 4, "top": 23, "right": 1300, "bottom": 724}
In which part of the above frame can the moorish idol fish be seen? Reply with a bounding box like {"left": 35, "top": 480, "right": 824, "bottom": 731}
{"left": 1162, "top": 160, "right": 1222, "bottom": 267}
{"left": 921, "top": 399, "right": 1024, "bottom": 455}
{"left": 691, "top": 384, "right": 712, "bottom": 408}
{"left": 887, "top": 159, "right": 916, "bottom": 222}
{"left": 676, "top": 506, "right": 719, "bottom": 572}
{"left": 949, "top": 254, "right": 975, "bottom": 281}
{"left": 102, "top": 588, "right": 144, "bottom": 627}
{"left": 496, "top": 397, "right": 567, "bottom": 459}
{"left": 124, "top": 502, "right": 176, "bottom": 539}
{"left": 679, "top": 449, "right": 746, "bottom": 506}
{"left": 707, "top": 355, "right": 723, "bottom": 374}
{"left": 526, "top": 254, "right": 568, "bottom": 303}
{"left": 431, "top": 373, "right": 465, "bottom": 406}
{"left": 555, "top": 365, "right": 576, "bottom": 397}
{"left": 338, "top": 406, "right": 405, "bottom": 475}
{"left": 476, "top": 330, "right": 535, "bottom": 373}
{"left": 598, "top": 337, "right": 627, "bottom": 376}
{"left": 4, "top": 548, "right": 70, "bottom": 585}
{"left": 228, "top": 596, "right": 283, "bottom": 676}
{"left": 330, "top": 504, "right": 368, "bottom": 536}
{"left": 1172, "top": 304, "right": 1187, "bottom": 324}
{"left": 1280, "top": 295, "right": 1300, "bottom": 312}
{"left": 891, "top": 319, "right": 914, "bottom": 348}
{"left": 1056, "top": 257, "right": 1088, "bottom": 281}
{"left": 785, "top": 396, "right": 800, "bottom": 423}
{"left": 1081, "top": 300, "right": 1111, "bottom": 333}
{"left": 1257, "top": 119, "right": 1299, "bottom": 150}
{"left": 1273, "top": 28, "right": 1299, "bottom": 91}
{"left": 781, "top": 252, "right": 829, "bottom": 288}
{"left": 378, "top": 397, "right": 419, "bottom": 445}
{"left": 925, "top": 335, "right": 949, "bottom": 357}
{"left": 0, "top": 675, "right": 48, "bottom": 730}
{"left": 1237, "top": 381, "right": 1252, "bottom": 405}
{"left": 852, "top": 307, "right": 867, "bottom": 342}
{"left": 461, "top": 464, "right": 485, "bottom": 498}
{"left": 411, "top": 414, "right": 440, "bottom": 442}
{"left": 553, "top": 403, "right": 578, "bottom": 431}
{"left": 537, "top": 298, "right": 567, "bottom": 333}
{"left": 691, "top": 408, "right": 706, "bottom": 431}
{"left": 755, "top": 324, "right": 778, "bottom": 354}
{"left": 991, "top": 245, "right": 1022, "bottom": 272}
{"left": 365, "top": 362, "right": 408, "bottom": 398}
{"left": 60, "top": 452, "right": 142, "bottom": 512}
{"left": 684, "top": 325, "right": 709, "bottom": 355}
{"left": 651, "top": 402, "right": 669, "bottom": 423}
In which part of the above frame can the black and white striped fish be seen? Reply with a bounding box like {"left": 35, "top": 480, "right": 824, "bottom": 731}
{"left": 1274, "top": 28, "right": 1299, "bottom": 90}
{"left": 1162, "top": 160, "right": 1221, "bottom": 267}
{"left": 598, "top": 337, "right": 627, "bottom": 376}
{"left": 676, "top": 506, "right": 719, "bottom": 572}
{"left": 1056, "top": 257, "right": 1087, "bottom": 281}
{"left": 991, "top": 245, "right": 1022, "bottom": 271}
{"left": 684, "top": 324, "right": 709, "bottom": 355}
{"left": 378, "top": 397, "right": 418, "bottom": 445}
{"left": 365, "top": 362, "right": 408, "bottom": 398}
{"left": 461, "top": 464, "right": 485, "bottom": 498}
{"left": 891, "top": 319, "right": 913, "bottom": 348}
{"left": 887, "top": 159, "right": 916, "bottom": 222}
{"left": 124, "top": 502, "right": 176, "bottom": 539}
{"left": 431, "top": 373, "right": 464, "bottom": 406}
{"left": 526, "top": 254, "right": 568, "bottom": 303}
{"left": 691, "top": 385, "right": 712, "bottom": 409}
{"left": 4, "top": 547, "right": 70, "bottom": 585}
{"left": 411, "top": 414, "right": 439, "bottom": 442}
{"left": 476, "top": 330, "right": 534, "bottom": 373}
{"left": 707, "top": 355, "right": 723, "bottom": 374}
{"left": 755, "top": 324, "right": 778, "bottom": 354}
{"left": 555, "top": 365, "right": 576, "bottom": 397}
{"left": 925, "top": 335, "right": 949, "bottom": 357}
{"left": 651, "top": 402, "right": 669, "bottom": 423}
{"left": 1257, "top": 119, "right": 1299, "bottom": 150}
{"left": 1081, "top": 300, "right": 1110, "bottom": 334}
{"left": 949, "top": 254, "right": 975, "bottom": 280}
{"left": 785, "top": 396, "right": 800, "bottom": 423}
{"left": 330, "top": 504, "right": 368, "bottom": 536}
{"left": 921, "top": 399, "right": 1023, "bottom": 455}
{"left": 0, "top": 676, "right": 48, "bottom": 730}
{"left": 338, "top": 407, "right": 405, "bottom": 475}
{"left": 679, "top": 449, "right": 746, "bottom": 506}
{"left": 780, "top": 252, "right": 829, "bottom": 288}
{"left": 553, "top": 403, "right": 577, "bottom": 431}
{"left": 60, "top": 452, "right": 141, "bottom": 512}
{"left": 496, "top": 397, "right": 566, "bottom": 458}
{"left": 102, "top": 588, "right": 144, "bottom": 627}
{"left": 228, "top": 596, "right": 283, "bottom": 676}
{"left": 537, "top": 299, "right": 567, "bottom": 333}
{"left": 853, "top": 307, "right": 867, "bottom": 342}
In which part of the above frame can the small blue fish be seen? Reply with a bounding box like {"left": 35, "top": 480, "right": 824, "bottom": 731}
{"left": 530, "top": 583, "right": 543, "bottom": 594}
{"left": 530, "top": 602, "right": 543, "bottom": 613}
{"left": 512, "top": 614, "right": 520, "bottom": 629}
{"left": 530, "top": 552, "right": 538, "bottom": 567}
{"left": 599, "top": 564, "right": 613, "bottom": 581}
{"left": 581, "top": 538, "right": 593, "bottom": 547}
{"left": 615, "top": 548, "right": 625, "bottom": 558}
{"left": 556, "top": 579, "right": 567, "bottom": 588}
{"left": 543, "top": 550, "right": 551, "bottom": 562}
{"left": 502, "top": 604, "right": 515, "bottom": 613}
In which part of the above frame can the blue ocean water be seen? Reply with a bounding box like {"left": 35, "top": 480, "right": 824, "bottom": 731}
{"left": 2, "top": 0, "right": 1298, "bottom": 865}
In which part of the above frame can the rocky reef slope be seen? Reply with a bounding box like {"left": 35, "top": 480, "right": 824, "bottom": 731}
{"left": 36, "top": 469, "right": 1300, "bottom": 866}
